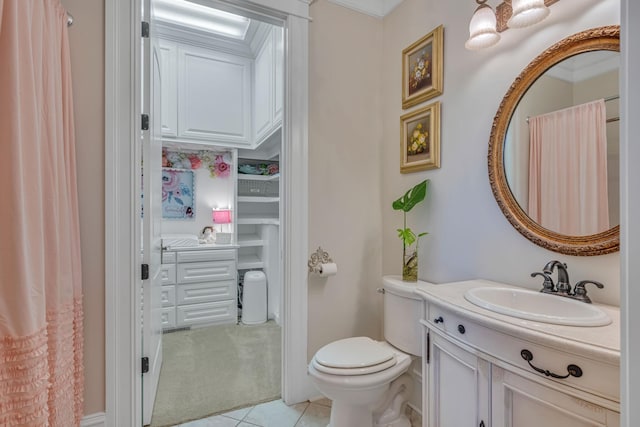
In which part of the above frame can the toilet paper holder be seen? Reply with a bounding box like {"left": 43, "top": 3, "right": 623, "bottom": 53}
{"left": 308, "top": 246, "right": 333, "bottom": 274}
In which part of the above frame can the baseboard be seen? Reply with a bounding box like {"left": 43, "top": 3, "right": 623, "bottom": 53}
{"left": 81, "top": 412, "right": 106, "bottom": 427}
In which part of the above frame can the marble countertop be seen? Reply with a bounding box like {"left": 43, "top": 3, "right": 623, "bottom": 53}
{"left": 413, "top": 278, "right": 620, "bottom": 365}
{"left": 165, "top": 243, "right": 239, "bottom": 251}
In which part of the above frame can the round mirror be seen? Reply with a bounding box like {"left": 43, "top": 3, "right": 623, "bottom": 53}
{"left": 488, "top": 26, "right": 619, "bottom": 256}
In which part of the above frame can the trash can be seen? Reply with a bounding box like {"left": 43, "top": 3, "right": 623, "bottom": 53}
{"left": 242, "top": 271, "right": 267, "bottom": 325}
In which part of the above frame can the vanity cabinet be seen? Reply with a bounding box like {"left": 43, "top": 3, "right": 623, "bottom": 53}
{"left": 418, "top": 280, "right": 620, "bottom": 427}
{"left": 161, "top": 248, "right": 238, "bottom": 330}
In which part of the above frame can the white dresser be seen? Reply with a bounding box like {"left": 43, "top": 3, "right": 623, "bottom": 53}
{"left": 161, "top": 246, "right": 238, "bottom": 330}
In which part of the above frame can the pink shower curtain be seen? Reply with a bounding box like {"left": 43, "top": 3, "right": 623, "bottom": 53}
{"left": 528, "top": 99, "right": 610, "bottom": 236}
{"left": 0, "top": 1, "right": 84, "bottom": 425}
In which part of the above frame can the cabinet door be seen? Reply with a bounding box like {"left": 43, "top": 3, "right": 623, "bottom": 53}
{"left": 428, "top": 330, "right": 491, "bottom": 427}
{"left": 254, "top": 33, "right": 274, "bottom": 143}
{"left": 178, "top": 45, "right": 251, "bottom": 145}
{"left": 273, "top": 27, "right": 284, "bottom": 125}
{"left": 492, "top": 366, "right": 619, "bottom": 427}
{"left": 158, "top": 39, "right": 178, "bottom": 137}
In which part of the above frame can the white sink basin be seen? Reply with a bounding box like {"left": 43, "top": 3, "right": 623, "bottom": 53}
{"left": 464, "top": 287, "right": 611, "bottom": 326}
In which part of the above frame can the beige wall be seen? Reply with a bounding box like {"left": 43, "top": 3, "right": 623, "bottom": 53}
{"left": 307, "top": 1, "right": 385, "bottom": 357}
{"left": 381, "top": 0, "right": 621, "bottom": 305}
{"left": 61, "top": 0, "right": 105, "bottom": 415}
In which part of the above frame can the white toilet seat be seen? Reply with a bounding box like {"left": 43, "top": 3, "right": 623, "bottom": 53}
{"left": 312, "top": 337, "right": 397, "bottom": 376}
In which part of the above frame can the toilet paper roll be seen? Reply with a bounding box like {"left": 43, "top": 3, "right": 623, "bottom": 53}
{"left": 318, "top": 262, "right": 338, "bottom": 277}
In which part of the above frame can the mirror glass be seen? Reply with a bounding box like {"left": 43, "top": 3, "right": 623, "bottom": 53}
{"left": 488, "top": 26, "right": 619, "bottom": 256}
{"left": 503, "top": 50, "right": 620, "bottom": 236}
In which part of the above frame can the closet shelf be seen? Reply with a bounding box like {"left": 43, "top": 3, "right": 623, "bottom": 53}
{"left": 238, "top": 254, "right": 265, "bottom": 270}
{"left": 237, "top": 234, "right": 265, "bottom": 247}
{"left": 238, "top": 196, "right": 280, "bottom": 203}
{"left": 237, "top": 215, "right": 280, "bottom": 225}
{"left": 237, "top": 173, "right": 279, "bottom": 181}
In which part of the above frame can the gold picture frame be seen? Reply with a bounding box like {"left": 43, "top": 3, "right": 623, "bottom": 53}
{"left": 402, "top": 25, "right": 444, "bottom": 109}
{"left": 400, "top": 101, "right": 440, "bottom": 173}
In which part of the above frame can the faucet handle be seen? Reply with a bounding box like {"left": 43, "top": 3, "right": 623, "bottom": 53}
{"left": 572, "top": 280, "right": 604, "bottom": 304}
{"left": 531, "top": 271, "right": 555, "bottom": 293}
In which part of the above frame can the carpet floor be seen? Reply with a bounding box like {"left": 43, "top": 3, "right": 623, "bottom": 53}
{"left": 150, "top": 322, "right": 282, "bottom": 427}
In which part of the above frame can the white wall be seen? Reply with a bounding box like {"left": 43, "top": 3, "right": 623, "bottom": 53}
{"left": 381, "top": 0, "right": 621, "bottom": 306}
{"left": 161, "top": 159, "right": 235, "bottom": 237}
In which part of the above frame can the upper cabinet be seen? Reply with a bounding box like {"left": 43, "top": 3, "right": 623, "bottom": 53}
{"left": 159, "top": 39, "right": 178, "bottom": 137}
{"left": 253, "top": 27, "right": 284, "bottom": 146}
{"left": 178, "top": 45, "right": 252, "bottom": 145}
{"left": 158, "top": 24, "right": 282, "bottom": 149}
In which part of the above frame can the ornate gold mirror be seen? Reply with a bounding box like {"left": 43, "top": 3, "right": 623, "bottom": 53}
{"left": 488, "top": 26, "right": 620, "bottom": 256}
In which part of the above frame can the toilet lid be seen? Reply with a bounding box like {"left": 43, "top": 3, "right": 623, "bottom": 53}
{"left": 313, "top": 337, "right": 396, "bottom": 375}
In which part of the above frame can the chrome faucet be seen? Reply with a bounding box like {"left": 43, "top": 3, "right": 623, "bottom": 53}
{"left": 531, "top": 261, "right": 604, "bottom": 303}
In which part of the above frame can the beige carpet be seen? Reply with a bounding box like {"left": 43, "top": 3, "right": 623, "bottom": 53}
{"left": 150, "top": 322, "right": 281, "bottom": 427}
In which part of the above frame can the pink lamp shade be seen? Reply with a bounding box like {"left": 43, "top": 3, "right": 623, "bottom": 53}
{"left": 212, "top": 209, "right": 232, "bottom": 224}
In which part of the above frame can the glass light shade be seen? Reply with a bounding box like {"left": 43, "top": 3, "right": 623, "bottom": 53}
{"left": 507, "top": 0, "right": 550, "bottom": 28}
{"left": 212, "top": 209, "right": 232, "bottom": 224}
{"left": 465, "top": 3, "right": 500, "bottom": 50}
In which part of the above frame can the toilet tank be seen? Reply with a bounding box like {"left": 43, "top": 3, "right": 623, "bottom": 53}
{"left": 383, "top": 276, "right": 423, "bottom": 356}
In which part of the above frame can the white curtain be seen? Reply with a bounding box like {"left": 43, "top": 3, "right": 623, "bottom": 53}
{"left": 0, "top": 1, "right": 84, "bottom": 425}
{"left": 528, "top": 99, "right": 610, "bottom": 236}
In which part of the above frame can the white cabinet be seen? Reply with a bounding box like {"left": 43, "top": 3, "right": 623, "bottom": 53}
{"left": 253, "top": 27, "right": 283, "bottom": 146}
{"left": 178, "top": 45, "right": 252, "bottom": 145}
{"left": 161, "top": 248, "right": 237, "bottom": 330}
{"left": 419, "top": 284, "right": 620, "bottom": 427}
{"left": 427, "top": 329, "right": 490, "bottom": 427}
{"left": 159, "top": 39, "right": 178, "bottom": 137}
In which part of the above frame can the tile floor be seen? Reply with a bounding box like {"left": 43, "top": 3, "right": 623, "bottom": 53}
{"left": 176, "top": 398, "right": 331, "bottom": 427}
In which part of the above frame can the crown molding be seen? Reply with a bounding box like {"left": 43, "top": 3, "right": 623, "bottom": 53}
{"left": 327, "top": 0, "right": 405, "bottom": 19}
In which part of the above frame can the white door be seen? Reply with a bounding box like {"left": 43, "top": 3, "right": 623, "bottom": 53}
{"left": 142, "top": 1, "right": 163, "bottom": 424}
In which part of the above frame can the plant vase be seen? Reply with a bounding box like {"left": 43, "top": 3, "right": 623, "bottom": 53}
{"left": 402, "top": 246, "right": 418, "bottom": 282}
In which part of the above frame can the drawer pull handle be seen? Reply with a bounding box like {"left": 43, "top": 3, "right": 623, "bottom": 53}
{"left": 458, "top": 324, "right": 466, "bottom": 334}
{"left": 480, "top": 422, "right": 485, "bottom": 427}
{"left": 520, "top": 349, "right": 583, "bottom": 379}
{"left": 434, "top": 316, "right": 444, "bottom": 324}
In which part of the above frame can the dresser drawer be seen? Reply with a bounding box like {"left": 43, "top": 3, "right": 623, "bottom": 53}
{"left": 176, "top": 300, "right": 237, "bottom": 326}
{"left": 161, "top": 285, "right": 176, "bottom": 307}
{"left": 177, "top": 281, "right": 235, "bottom": 305}
{"left": 177, "top": 249, "right": 235, "bottom": 263}
{"left": 162, "top": 251, "right": 177, "bottom": 264}
{"left": 161, "top": 307, "right": 176, "bottom": 329}
{"left": 161, "top": 264, "right": 176, "bottom": 285}
{"left": 177, "top": 260, "right": 236, "bottom": 284}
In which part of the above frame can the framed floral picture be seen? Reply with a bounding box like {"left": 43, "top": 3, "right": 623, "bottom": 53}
{"left": 162, "top": 168, "right": 195, "bottom": 220}
{"left": 402, "top": 25, "right": 444, "bottom": 109}
{"left": 400, "top": 101, "right": 440, "bottom": 173}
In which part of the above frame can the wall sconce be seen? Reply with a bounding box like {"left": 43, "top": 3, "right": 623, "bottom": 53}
{"left": 465, "top": 0, "right": 501, "bottom": 50}
{"left": 466, "top": 0, "right": 559, "bottom": 50}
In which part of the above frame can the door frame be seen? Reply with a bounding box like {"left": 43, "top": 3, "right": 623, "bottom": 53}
{"left": 105, "top": 1, "right": 314, "bottom": 425}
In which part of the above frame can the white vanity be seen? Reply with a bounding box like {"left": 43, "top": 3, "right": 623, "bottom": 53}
{"left": 415, "top": 279, "right": 620, "bottom": 427}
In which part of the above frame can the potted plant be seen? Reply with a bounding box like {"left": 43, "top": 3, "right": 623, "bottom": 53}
{"left": 392, "top": 179, "right": 429, "bottom": 282}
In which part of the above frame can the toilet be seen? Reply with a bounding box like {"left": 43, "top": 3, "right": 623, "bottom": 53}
{"left": 308, "top": 276, "right": 423, "bottom": 427}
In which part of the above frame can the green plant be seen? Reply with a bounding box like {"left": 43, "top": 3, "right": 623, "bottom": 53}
{"left": 392, "top": 179, "right": 429, "bottom": 249}
{"left": 393, "top": 179, "right": 429, "bottom": 281}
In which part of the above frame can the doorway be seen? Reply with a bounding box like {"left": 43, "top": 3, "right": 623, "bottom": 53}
{"left": 104, "top": 0, "right": 313, "bottom": 425}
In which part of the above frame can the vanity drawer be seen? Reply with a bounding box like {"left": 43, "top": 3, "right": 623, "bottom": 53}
{"left": 176, "top": 300, "right": 237, "bottom": 327}
{"left": 162, "top": 251, "right": 177, "bottom": 264}
{"left": 177, "top": 249, "right": 235, "bottom": 263}
{"left": 426, "top": 304, "right": 619, "bottom": 403}
{"left": 177, "top": 281, "right": 235, "bottom": 305}
{"left": 161, "top": 264, "right": 176, "bottom": 285}
{"left": 177, "top": 260, "right": 236, "bottom": 284}
{"left": 161, "top": 307, "right": 176, "bottom": 329}
{"left": 161, "top": 285, "right": 176, "bottom": 307}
